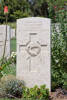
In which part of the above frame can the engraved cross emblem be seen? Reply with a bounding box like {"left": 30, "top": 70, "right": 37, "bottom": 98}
{"left": 19, "top": 33, "right": 47, "bottom": 71}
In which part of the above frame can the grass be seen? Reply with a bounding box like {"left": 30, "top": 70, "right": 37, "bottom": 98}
{"left": 10, "top": 38, "right": 16, "bottom": 52}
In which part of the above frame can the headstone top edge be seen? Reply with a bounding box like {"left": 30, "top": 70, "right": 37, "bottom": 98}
{"left": 17, "top": 17, "right": 51, "bottom": 22}
{"left": 0, "top": 25, "right": 10, "bottom": 28}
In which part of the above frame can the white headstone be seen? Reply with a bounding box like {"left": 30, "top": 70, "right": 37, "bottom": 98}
{"left": 17, "top": 17, "right": 51, "bottom": 90}
{"left": 11, "top": 28, "right": 15, "bottom": 39}
{"left": 0, "top": 25, "right": 10, "bottom": 58}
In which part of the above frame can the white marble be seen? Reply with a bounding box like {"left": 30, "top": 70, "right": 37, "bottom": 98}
{"left": 0, "top": 25, "right": 10, "bottom": 58}
{"left": 11, "top": 28, "right": 15, "bottom": 39}
{"left": 16, "top": 17, "right": 51, "bottom": 91}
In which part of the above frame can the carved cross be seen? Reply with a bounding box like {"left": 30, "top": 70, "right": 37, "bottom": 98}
{"left": 19, "top": 33, "right": 47, "bottom": 71}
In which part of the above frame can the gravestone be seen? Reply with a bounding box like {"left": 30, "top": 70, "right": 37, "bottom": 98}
{"left": 0, "top": 25, "right": 10, "bottom": 58}
{"left": 17, "top": 17, "right": 51, "bottom": 90}
{"left": 11, "top": 28, "right": 15, "bottom": 39}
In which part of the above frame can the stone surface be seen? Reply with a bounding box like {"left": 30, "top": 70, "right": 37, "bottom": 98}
{"left": 17, "top": 17, "right": 51, "bottom": 90}
{"left": 11, "top": 28, "right": 15, "bottom": 39}
{"left": 0, "top": 25, "right": 10, "bottom": 58}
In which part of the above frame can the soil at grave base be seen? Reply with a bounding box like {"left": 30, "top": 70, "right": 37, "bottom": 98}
{"left": 50, "top": 88, "right": 67, "bottom": 100}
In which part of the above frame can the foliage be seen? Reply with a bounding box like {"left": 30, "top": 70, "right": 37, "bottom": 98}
{"left": 29, "top": 0, "right": 49, "bottom": 17}
{"left": 5, "top": 80, "right": 24, "bottom": 98}
{"left": 0, "top": 58, "right": 11, "bottom": 78}
{"left": 0, "top": 81, "right": 49, "bottom": 99}
{"left": 0, "top": 78, "right": 24, "bottom": 98}
{"left": 0, "top": 98, "right": 15, "bottom": 100}
{"left": 0, "top": 56, "right": 16, "bottom": 78}
{"left": 51, "top": 23, "right": 67, "bottom": 91}
{"left": 63, "top": 73, "right": 67, "bottom": 89}
{"left": 7, "top": 22, "right": 16, "bottom": 28}
{"left": 0, "top": 0, "right": 66, "bottom": 23}
{"left": 23, "top": 85, "right": 49, "bottom": 100}
{"left": 11, "top": 52, "right": 16, "bottom": 64}
{"left": 48, "top": 0, "right": 67, "bottom": 22}
{"left": 50, "top": 0, "right": 67, "bottom": 91}
{"left": 0, "top": 0, "right": 30, "bottom": 23}
{"left": 0, "top": 38, "right": 16, "bottom": 79}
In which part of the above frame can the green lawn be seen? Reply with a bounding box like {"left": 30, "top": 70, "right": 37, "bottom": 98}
{"left": 10, "top": 38, "right": 16, "bottom": 52}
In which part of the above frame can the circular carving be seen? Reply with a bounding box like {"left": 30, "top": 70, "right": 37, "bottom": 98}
{"left": 26, "top": 42, "right": 41, "bottom": 57}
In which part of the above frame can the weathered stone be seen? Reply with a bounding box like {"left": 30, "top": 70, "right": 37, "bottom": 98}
{"left": 17, "top": 17, "right": 51, "bottom": 90}
{"left": 0, "top": 25, "right": 10, "bottom": 58}
{"left": 11, "top": 28, "right": 15, "bottom": 39}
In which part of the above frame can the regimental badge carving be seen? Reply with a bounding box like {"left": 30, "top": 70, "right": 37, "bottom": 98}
{"left": 26, "top": 41, "right": 41, "bottom": 57}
